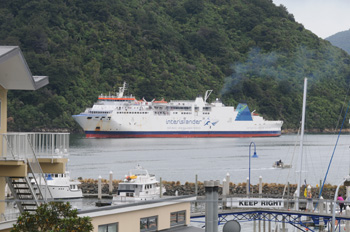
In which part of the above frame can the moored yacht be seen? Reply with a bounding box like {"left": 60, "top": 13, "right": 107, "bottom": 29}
{"left": 112, "top": 165, "right": 166, "bottom": 204}
{"left": 39, "top": 172, "right": 83, "bottom": 199}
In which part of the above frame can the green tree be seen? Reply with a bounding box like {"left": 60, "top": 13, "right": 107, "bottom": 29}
{"left": 11, "top": 202, "right": 93, "bottom": 232}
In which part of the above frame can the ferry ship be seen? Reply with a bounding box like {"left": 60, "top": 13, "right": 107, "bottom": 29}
{"left": 73, "top": 82, "right": 283, "bottom": 138}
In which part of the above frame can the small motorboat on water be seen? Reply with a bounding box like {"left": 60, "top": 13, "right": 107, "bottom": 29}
{"left": 112, "top": 165, "right": 166, "bottom": 204}
{"left": 273, "top": 160, "right": 292, "bottom": 169}
{"left": 38, "top": 172, "right": 83, "bottom": 199}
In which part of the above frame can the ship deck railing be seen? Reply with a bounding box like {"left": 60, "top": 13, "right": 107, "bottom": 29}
{"left": 0, "top": 132, "right": 69, "bottom": 160}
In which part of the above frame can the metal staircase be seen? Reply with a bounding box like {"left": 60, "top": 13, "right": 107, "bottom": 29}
{"left": 3, "top": 133, "right": 53, "bottom": 213}
{"left": 6, "top": 176, "right": 39, "bottom": 212}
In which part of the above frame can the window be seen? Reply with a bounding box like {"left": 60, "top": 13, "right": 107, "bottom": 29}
{"left": 170, "top": 211, "right": 186, "bottom": 227}
{"left": 140, "top": 216, "right": 158, "bottom": 231}
{"left": 98, "top": 223, "right": 118, "bottom": 232}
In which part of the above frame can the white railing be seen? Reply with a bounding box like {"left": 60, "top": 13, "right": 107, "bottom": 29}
{"left": 0, "top": 133, "right": 69, "bottom": 160}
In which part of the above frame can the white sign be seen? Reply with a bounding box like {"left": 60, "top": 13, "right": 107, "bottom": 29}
{"left": 226, "top": 198, "right": 284, "bottom": 208}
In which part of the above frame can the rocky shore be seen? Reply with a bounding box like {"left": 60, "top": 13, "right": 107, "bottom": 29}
{"left": 79, "top": 178, "right": 344, "bottom": 200}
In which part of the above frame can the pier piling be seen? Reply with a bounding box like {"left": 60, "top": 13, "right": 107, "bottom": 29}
{"left": 98, "top": 175, "right": 102, "bottom": 200}
{"left": 246, "top": 177, "right": 249, "bottom": 196}
{"left": 259, "top": 176, "right": 262, "bottom": 198}
{"left": 109, "top": 171, "right": 113, "bottom": 195}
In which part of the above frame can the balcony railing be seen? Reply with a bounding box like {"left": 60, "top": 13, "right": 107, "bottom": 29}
{"left": 0, "top": 133, "right": 69, "bottom": 160}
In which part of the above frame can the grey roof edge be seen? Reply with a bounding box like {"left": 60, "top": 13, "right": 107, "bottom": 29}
{"left": 0, "top": 46, "right": 49, "bottom": 90}
{"left": 0, "top": 46, "right": 19, "bottom": 65}
{"left": 78, "top": 195, "right": 196, "bottom": 215}
{"left": 33, "top": 76, "right": 49, "bottom": 90}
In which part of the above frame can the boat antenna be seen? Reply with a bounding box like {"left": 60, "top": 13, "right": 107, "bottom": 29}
{"left": 204, "top": 90, "right": 213, "bottom": 102}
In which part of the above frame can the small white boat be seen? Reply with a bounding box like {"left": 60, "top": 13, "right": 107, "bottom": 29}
{"left": 112, "top": 165, "right": 166, "bottom": 204}
{"left": 40, "top": 172, "right": 83, "bottom": 199}
{"left": 273, "top": 160, "right": 292, "bottom": 169}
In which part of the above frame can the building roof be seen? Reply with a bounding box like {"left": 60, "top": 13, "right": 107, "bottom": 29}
{"left": 0, "top": 46, "right": 48, "bottom": 90}
{"left": 161, "top": 226, "right": 205, "bottom": 231}
{"left": 79, "top": 195, "right": 197, "bottom": 218}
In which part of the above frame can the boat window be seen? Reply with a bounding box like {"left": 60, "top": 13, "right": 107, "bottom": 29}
{"left": 87, "top": 117, "right": 92, "bottom": 119}
{"left": 126, "top": 192, "right": 134, "bottom": 197}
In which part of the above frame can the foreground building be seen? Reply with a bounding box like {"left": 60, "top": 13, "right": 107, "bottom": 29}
{"left": 0, "top": 46, "right": 198, "bottom": 232}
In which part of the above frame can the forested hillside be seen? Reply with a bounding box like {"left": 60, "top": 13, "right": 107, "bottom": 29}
{"left": 0, "top": 0, "right": 350, "bottom": 132}
{"left": 326, "top": 30, "right": 350, "bottom": 54}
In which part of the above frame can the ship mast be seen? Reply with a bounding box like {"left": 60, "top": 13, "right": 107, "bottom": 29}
{"left": 296, "top": 78, "right": 307, "bottom": 210}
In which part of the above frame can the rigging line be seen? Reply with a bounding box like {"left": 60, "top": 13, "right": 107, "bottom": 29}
{"left": 318, "top": 101, "right": 350, "bottom": 201}
{"left": 335, "top": 84, "right": 350, "bottom": 131}
{"left": 282, "top": 127, "right": 301, "bottom": 197}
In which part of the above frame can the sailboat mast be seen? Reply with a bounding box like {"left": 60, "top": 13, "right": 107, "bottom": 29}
{"left": 296, "top": 78, "right": 307, "bottom": 209}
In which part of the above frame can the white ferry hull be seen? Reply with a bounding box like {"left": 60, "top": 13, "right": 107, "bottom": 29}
{"left": 73, "top": 114, "right": 282, "bottom": 138}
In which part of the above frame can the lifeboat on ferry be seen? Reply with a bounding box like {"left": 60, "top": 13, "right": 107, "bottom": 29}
{"left": 153, "top": 98, "right": 167, "bottom": 104}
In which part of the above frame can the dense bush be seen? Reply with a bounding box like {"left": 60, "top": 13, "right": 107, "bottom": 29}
{"left": 1, "top": 0, "right": 349, "bottom": 132}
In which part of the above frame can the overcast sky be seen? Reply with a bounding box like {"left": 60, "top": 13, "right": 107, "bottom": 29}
{"left": 272, "top": 0, "right": 350, "bottom": 39}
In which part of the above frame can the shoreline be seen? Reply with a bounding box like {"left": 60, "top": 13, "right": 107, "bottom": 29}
{"left": 282, "top": 128, "right": 350, "bottom": 134}
{"left": 79, "top": 179, "right": 344, "bottom": 200}
{"left": 13, "top": 128, "right": 350, "bottom": 135}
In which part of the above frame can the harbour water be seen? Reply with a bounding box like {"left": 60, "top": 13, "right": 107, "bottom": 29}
{"left": 69, "top": 133, "right": 350, "bottom": 186}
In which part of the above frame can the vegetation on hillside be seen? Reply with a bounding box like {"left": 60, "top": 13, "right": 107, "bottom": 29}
{"left": 1, "top": 0, "right": 350, "bottom": 132}
{"left": 326, "top": 29, "right": 350, "bottom": 54}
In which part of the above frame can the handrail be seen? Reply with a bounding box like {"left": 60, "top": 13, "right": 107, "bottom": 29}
{"left": 25, "top": 134, "right": 53, "bottom": 201}
{"left": 0, "top": 132, "right": 69, "bottom": 160}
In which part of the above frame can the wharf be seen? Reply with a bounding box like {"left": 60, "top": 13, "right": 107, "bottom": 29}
{"left": 83, "top": 194, "right": 113, "bottom": 199}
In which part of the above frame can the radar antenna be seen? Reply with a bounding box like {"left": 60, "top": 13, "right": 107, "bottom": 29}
{"left": 117, "top": 82, "right": 127, "bottom": 98}
{"left": 204, "top": 90, "right": 213, "bottom": 102}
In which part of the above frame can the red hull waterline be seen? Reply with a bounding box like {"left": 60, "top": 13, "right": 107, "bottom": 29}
{"left": 85, "top": 133, "right": 281, "bottom": 138}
